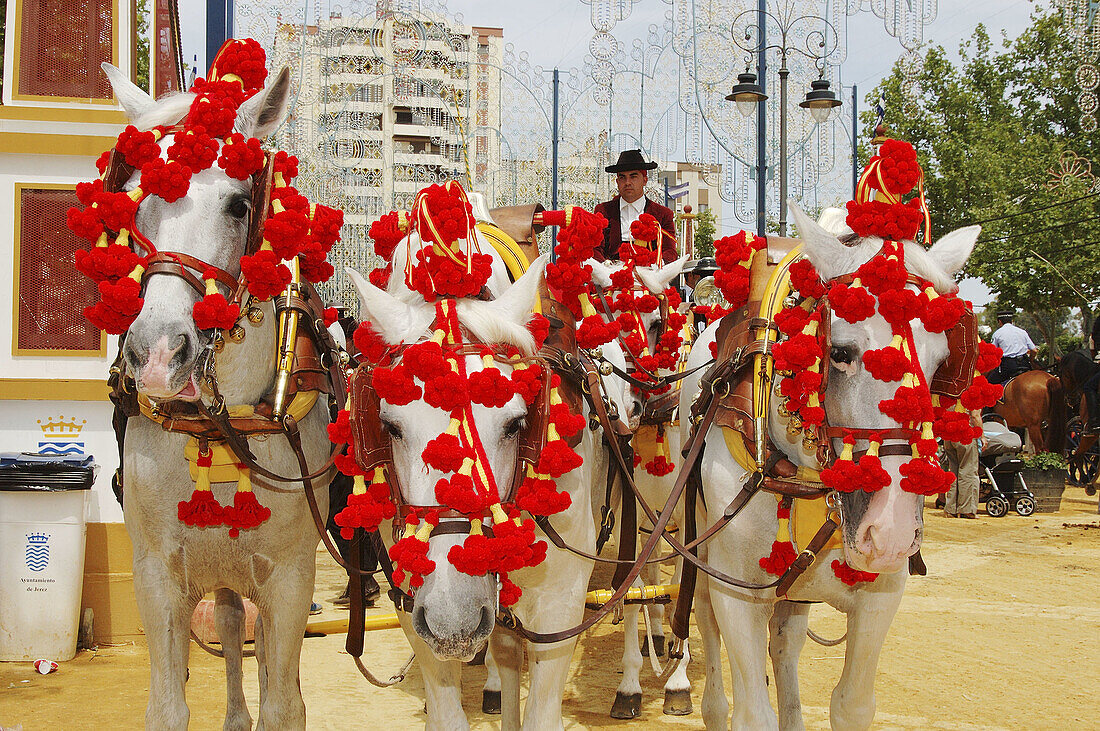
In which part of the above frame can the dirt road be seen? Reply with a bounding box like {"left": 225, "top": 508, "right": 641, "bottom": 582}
{"left": 3, "top": 489, "right": 1098, "bottom": 729}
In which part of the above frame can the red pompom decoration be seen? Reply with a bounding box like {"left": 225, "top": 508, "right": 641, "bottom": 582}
{"left": 831, "top": 559, "right": 878, "bottom": 586}
{"left": 856, "top": 252, "right": 908, "bottom": 295}
{"left": 921, "top": 294, "right": 965, "bottom": 333}
{"left": 862, "top": 344, "right": 910, "bottom": 382}
{"left": 976, "top": 341, "right": 1003, "bottom": 374}
{"left": 516, "top": 472, "right": 572, "bottom": 516}
{"left": 879, "top": 385, "right": 933, "bottom": 425}
{"left": 828, "top": 281, "right": 876, "bottom": 323}
{"left": 960, "top": 375, "right": 1002, "bottom": 411}
{"left": 645, "top": 454, "right": 675, "bottom": 477}
{"left": 789, "top": 259, "right": 826, "bottom": 300}
{"left": 759, "top": 540, "right": 797, "bottom": 576}
{"left": 576, "top": 314, "right": 619, "bottom": 349}
{"left": 192, "top": 290, "right": 240, "bottom": 330}
{"left": 899, "top": 457, "right": 954, "bottom": 495}
{"left": 353, "top": 321, "right": 388, "bottom": 363}
{"left": 629, "top": 213, "right": 661, "bottom": 243}
{"left": 511, "top": 365, "right": 544, "bottom": 405}
{"left": 84, "top": 275, "right": 144, "bottom": 334}
{"left": 874, "top": 140, "right": 921, "bottom": 196}
{"left": 877, "top": 287, "right": 923, "bottom": 328}
{"left": 223, "top": 490, "right": 271, "bottom": 538}
{"left": 373, "top": 364, "right": 422, "bottom": 406}
{"left": 140, "top": 159, "right": 193, "bottom": 203}
{"left": 857, "top": 454, "right": 891, "bottom": 492}
{"left": 74, "top": 243, "right": 141, "bottom": 283}
{"left": 422, "top": 433, "right": 469, "bottom": 473}
{"left": 178, "top": 489, "right": 225, "bottom": 527}
{"left": 537, "top": 439, "right": 583, "bottom": 478}
{"left": 327, "top": 410, "right": 352, "bottom": 445}
{"left": 167, "top": 127, "right": 219, "bottom": 171}
{"left": 218, "top": 133, "right": 265, "bottom": 180}
{"left": 240, "top": 249, "right": 291, "bottom": 301}
{"left": 116, "top": 125, "right": 162, "bottom": 168}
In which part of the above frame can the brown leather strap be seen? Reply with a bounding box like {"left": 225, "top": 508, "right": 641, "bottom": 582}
{"left": 852, "top": 443, "right": 915, "bottom": 460}
{"left": 774, "top": 516, "right": 839, "bottom": 596}
{"left": 346, "top": 532, "right": 366, "bottom": 657}
{"left": 670, "top": 457, "right": 700, "bottom": 642}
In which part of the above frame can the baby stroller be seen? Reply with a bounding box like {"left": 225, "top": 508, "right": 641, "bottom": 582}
{"left": 978, "top": 419, "right": 1037, "bottom": 517}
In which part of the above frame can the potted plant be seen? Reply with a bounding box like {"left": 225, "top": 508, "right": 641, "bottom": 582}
{"left": 1020, "top": 452, "right": 1067, "bottom": 513}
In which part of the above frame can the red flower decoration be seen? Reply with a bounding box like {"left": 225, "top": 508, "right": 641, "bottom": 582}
{"left": 140, "top": 159, "right": 192, "bottom": 203}
{"left": 116, "top": 126, "right": 162, "bottom": 168}
{"left": 240, "top": 249, "right": 291, "bottom": 301}
{"left": 218, "top": 133, "right": 265, "bottom": 180}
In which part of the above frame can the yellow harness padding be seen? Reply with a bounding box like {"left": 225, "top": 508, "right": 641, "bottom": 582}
{"left": 714, "top": 243, "right": 840, "bottom": 551}
{"left": 476, "top": 222, "right": 543, "bottom": 314}
{"left": 139, "top": 390, "right": 320, "bottom": 484}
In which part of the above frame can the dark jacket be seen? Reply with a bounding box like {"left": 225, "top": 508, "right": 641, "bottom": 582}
{"left": 593, "top": 196, "right": 678, "bottom": 264}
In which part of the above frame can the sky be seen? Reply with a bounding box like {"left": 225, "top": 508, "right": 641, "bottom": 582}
{"left": 177, "top": 0, "right": 1040, "bottom": 305}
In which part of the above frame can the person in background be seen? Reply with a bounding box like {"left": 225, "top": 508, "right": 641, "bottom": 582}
{"left": 943, "top": 409, "right": 986, "bottom": 519}
{"left": 593, "top": 149, "right": 678, "bottom": 264}
{"left": 986, "top": 309, "right": 1037, "bottom": 385}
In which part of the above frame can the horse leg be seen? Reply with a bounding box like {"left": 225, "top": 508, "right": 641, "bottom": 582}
{"left": 213, "top": 588, "right": 252, "bottom": 731}
{"left": 522, "top": 639, "right": 577, "bottom": 731}
{"left": 254, "top": 560, "right": 311, "bottom": 730}
{"left": 695, "top": 572, "right": 729, "bottom": 730}
{"left": 712, "top": 587, "right": 777, "bottom": 730}
{"left": 417, "top": 654, "right": 467, "bottom": 731}
{"left": 482, "top": 641, "right": 502, "bottom": 715}
{"left": 490, "top": 630, "right": 524, "bottom": 730}
{"left": 1028, "top": 421, "right": 1044, "bottom": 454}
{"left": 641, "top": 559, "right": 666, "bottom": 658}
{"left": 611, "top": 600, "right": 644, "bottom": 718}
{"left": 829, "top": 582, "right": 904, "bottom": 731}
{"left": 770, "top": 600, "right": 809, "bottom": 731}
{"left": 254, "top": 614, "right": 268, "bottom": 708}
{"left": 132, "top": 552, "right": 194, "bottom": 730}
{"left": 661, "top": 557, "right": 692, "bottom": 715}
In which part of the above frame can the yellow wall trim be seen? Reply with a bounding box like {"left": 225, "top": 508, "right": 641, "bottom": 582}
{"left": 0, "top": 106, "right": 127, "bottom": 124}
{"left": 0, "top": 378, "right": 110, "bottom": 401}
{"left": 0, "top": 133, "right": 118, "bottom": 157}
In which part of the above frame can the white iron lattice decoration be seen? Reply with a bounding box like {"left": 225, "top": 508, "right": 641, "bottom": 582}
{"left": 1063, "top": 0, "right": 1100, "bottom": 133}
{"left": 231, "top": 0, "right": 938, "bottom": 306}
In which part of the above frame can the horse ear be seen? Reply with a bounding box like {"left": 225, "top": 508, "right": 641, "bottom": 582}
{"left": 816, "top": 207, "right": 853, "bottom": 238}
{"left": 927, "top": 225, "right": 980, "bottom": 277}
{"left": 236, "top": 67, "right": 291, "bottom": 139}
{"left": 102, "top": 63, "right": 156, "bottom": 120}
{"left": 790, "top": 200, "right": 853, "bottom": 281}
{"left": 345, "top": 267, "right": 434, "bottom": 345}
{"left": 456, "top": 254, "right": 548, "bottom": 355}
{"left": 587, "top": 258, "right": 617, "bottom": 288}
{"left": 636, "top": 254, "right": 690, "bottom": 294}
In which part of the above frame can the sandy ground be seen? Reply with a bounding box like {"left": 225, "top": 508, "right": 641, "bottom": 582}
{"left": 2, "top": 488, "right": 1098, "bottom": 730}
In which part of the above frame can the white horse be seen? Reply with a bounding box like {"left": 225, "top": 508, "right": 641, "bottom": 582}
{"left": 104, "top": 66, "right": 332, "bottom": 728}
{"left": 348, "top": 229, "right": 608, "bottom": 729}
{"left": 588, "top": 255, "right": 699, "bottom": 718}
{"left": 679, "top": 203, "right": 980, "bottom": 730}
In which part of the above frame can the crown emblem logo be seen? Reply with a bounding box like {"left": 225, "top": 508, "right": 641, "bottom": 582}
{"left": 25, "top": 533, "right": 50, "bottom": 571}
{"left": 38, "top": 416, "right": 86, "bottom": 440}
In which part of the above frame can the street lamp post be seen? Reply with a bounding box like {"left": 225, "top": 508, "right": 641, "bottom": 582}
{"left": 726, "top": 5, "right": 841, "bottom": 237}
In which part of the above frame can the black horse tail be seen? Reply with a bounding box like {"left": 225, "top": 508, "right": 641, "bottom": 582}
{"left": 1046, "top": 376, "right": 1067, "bottom": 454}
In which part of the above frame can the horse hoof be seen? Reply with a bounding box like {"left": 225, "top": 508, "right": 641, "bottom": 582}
{"left": 641, "top": 635, "right": 665, "bottom": 658}
{"left": 663, "top": 688, "right": 693, "bottom": 715}
{"left": 482, "top": 689, "right": 502, "bottom": 715}
{"left": 610, "top": 692, "right": 642, "bottom": 719}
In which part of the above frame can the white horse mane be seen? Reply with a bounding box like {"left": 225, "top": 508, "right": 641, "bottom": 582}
{"left": 131, "top": 92, "right": 196, "bottom": 131}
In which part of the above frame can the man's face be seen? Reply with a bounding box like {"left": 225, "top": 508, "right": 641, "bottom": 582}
{"left": 616, "top": 170, "right": 647, "bottom": 203}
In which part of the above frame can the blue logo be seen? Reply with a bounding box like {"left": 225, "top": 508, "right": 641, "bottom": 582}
{"left": 25, "top": 533, "right": 50, "bottom": 572}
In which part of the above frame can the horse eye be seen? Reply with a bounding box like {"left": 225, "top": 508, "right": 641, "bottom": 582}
{"left": 830, "top": 346, "right": 855, "bottom": 365}
{"left": 227, "top": 197, "right": 250, "bottom": 220}
{"left": 381, "top": 419, "right": 403, "bottom": 441}
{"left": 503, "top": 416, "right": 526, "bottom": 440}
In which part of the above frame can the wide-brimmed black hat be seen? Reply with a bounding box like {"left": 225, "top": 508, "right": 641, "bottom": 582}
{"left": 606, "top": 149, "right": 658, "bottom": 173}
{"left": 996, "top": 308, "right": 1015, "bottom": 320}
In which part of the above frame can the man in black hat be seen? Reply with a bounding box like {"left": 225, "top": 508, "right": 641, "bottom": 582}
{"left": 987, "top": 308, "right": 1037, "bottom": 385}
{"left": 593, "top": 149, "right": 678, "bottom": 264}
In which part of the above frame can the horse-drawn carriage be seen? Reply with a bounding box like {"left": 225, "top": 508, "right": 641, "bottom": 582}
{"left": 68, "top": 39, "right": 1000, "bottom": 729}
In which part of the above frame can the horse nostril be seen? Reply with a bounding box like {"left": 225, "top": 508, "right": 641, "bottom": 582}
{"left": 171, "top": 335, "right": 192, "bottom": 369}
{"left": 477, "top": 605, "right": 494, "bottom": 637}
{"left": 412, "top": 605, "right": 432, "bottom": 640}
{"left": 123, "top": 341, "right": 144, "bottom": 369}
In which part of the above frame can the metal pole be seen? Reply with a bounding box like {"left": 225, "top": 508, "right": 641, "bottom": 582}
{"left": 755, "top": 0, "right": 767, "bottom": 237}
{"left": 778, "top": 63, "right": 788, "bottom": 237}
{"left": 852, "top": 84, "right": 858, "bottom": 198}
{"left": 639, "top": 70, "right": 646, "bottom": 149}
{"left": 551, "top": 67, "right": 560, "bottom": 253}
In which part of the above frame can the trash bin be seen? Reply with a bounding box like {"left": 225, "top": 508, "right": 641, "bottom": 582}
{"left": 0, "top": 453, "right": 96, "bottom": 661}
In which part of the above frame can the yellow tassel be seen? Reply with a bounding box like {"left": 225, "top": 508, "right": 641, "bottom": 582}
{"left": 887, "top": 333, "right": 905, "bottom": 352}
{"left": 445, "top": 417, "right": 463, "bottom": 438}
{"left": 196, "top": 462, "right": 211, "bottom": 492}
{"left": 580, "top": 294, "right": 598, "bottom": 318}
{"left": 550, "top": 387, "right": 563, "bottom": 407}
{"left": 481, "top": 354, "right": 496, "bottom": 370}
{"left": 458, "top": 457, "right": 475, "bottom": 478}
{"left": 923, "top": 286, "right": 938, "bottom": 302}
{"left": 470, "top": 518, "right": 483, "bottom": 536}
{"left": 547, "top": 423, "right": 561, "bottom": 443}
{"left": 95, "top": 233, "right": 110, "bottom": 249}
{"left": 920, "top": 421, "right": 935, "bottom": 441}
{"left": 371, "top": 467, "right": 386, "bottom": 486}
{"left": 401, "top": 522, "right": 416, "bottom": 540}
{"left": 127, "top": 188, "right": 144, "bottom": 202}
{"left": 128, "top": 264, "right": 145, "bottom": 282}
{"left": 236, "top": 464, "right": 252, "bottom": 494}
{"left": 838, "top": 440, "right": 855, "bottom": 463}
{"left": 260, "top": 240, "right": 274, "bottom": 253}
{"left": 414, "top": 520, "right": 434, "bottom": 542}
{"left": 866, "top": 440, "right": 881, "bottom": 458}
{"left": 902, "top": 372, "right": 917, "bottom": 389}
{"left": 564, "top": 206, "right": 574, "bottom": 228}
{"left": 204, "top": 276, "right": 219, "bottom": 297}
{"left": 802, "top": 319, "right": 819, "bottom": 337}
{"left": 352, "top": 473, "right": 367, "bottom": 495}
{"left": 489, "top": 502, "right": 509, "bottom": 525}
{"left": 272, "top": 200, "right": 286, "bottom": 215}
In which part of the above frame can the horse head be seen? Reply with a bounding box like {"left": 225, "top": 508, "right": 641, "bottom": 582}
{"left": 790, "top": 203, "right": 980, "bottom": 573}
{"left": 348, "top": 252, "right": 549, "bottom": 661}
{"left": 589, "top": 255, "right": 690, "bottom": 429}
{"left": 102, "top": 63, "right": 291, "bottom": 403}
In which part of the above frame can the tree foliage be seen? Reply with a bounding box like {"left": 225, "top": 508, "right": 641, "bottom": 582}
{"left": 693, "top": 207, "right": 716, "bottom": 258}
{"left": 867, "top": 3, "right": 1100, "bottom": 348}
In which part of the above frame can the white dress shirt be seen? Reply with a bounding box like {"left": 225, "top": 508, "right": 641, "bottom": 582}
{"left": 991, "top": 323, "right": 1037, "bottom": 357}
{"left": 620, "top": 196, "right": 648, "bottom": 241}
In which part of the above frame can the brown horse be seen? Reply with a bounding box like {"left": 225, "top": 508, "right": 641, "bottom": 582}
{"left": 993, "top": 370, "right": 1067, "bottom": 453}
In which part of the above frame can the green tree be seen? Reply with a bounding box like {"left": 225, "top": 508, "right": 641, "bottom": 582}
{"left": 868, "top": 4, "right": 1100, "bottom": 354}
{"left": 693, "top": 207, "right": 716, "bottom": 258}
{"left": 136, "top": 0, "right": 150, "bottom": 92}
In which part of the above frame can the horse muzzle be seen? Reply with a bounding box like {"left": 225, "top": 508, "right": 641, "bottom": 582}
{"left": 411, "top": 601, "right": 495, "bottom": 661}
